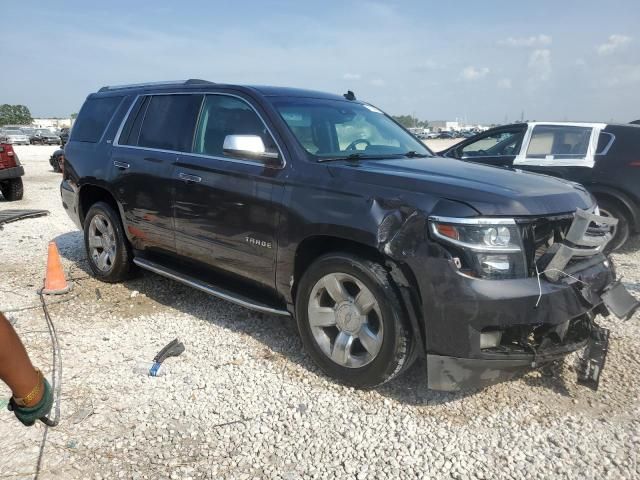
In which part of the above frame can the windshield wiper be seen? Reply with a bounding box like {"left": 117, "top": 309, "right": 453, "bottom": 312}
{"left": 317, "top": 153, "right": 392, "bottom": 163}
{"left": 317, "top": 151, "right": 431, "bottom": 163}
{"left": 402, "top": 151, "right": 430, "bottom": 158}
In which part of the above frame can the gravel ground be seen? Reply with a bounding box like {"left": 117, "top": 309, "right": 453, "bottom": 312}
{"left": 0, "top": 145, "right": 639, "bottom": 480}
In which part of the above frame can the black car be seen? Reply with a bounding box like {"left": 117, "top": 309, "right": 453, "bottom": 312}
{"left": 50, "top": 148, "right": 64, "bottom": 173}
{"left": 58, "top": 127, "right": 70, "bottom": 146}
{"left": 61, "top": 80, "right": 637, "bottom": 391}
{"left": 439, "top": 122, "right": 640, "bottom": 250}
{"left": 31, "top": 129, "right": 61, "bottom": 145}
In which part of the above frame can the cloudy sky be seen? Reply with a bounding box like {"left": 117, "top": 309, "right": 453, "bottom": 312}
{"left": 2, "top": 0, "right": 639, "bottom": 124}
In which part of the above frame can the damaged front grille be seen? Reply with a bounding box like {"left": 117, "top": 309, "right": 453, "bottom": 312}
{"left": 482, "top": 315, "right": 592, "bottom": 355}
{"left": 518, "top": 209, "right": 616, "bottom": 280}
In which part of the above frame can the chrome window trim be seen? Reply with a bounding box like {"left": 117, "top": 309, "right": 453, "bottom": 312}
{"left": 429, "top": 216, "right": 516, "bottom": 225}
{"left": 113, "top": 91, "right": 287, "bottom": 169}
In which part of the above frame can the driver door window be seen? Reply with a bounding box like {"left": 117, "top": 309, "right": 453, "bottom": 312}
{"left": 460, "top": 130, "right": 522, "bottom": 158}
{"left": 193, "top": 95, "right": 278, "bottom": 161}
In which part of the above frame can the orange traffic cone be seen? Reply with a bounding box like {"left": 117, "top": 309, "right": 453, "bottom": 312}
{"left": 42, "top": 241, "right": 71, "bottom": 295}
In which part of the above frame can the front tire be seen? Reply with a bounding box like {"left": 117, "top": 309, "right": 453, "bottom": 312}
{"left": 295, "top": 253, "right": 414, "bottom": 388}
{"left": 598, "top": 199, "right": 631, "bottom": 252}
{"left": 83, "top": 201, "right": 133, "bottom": 282}
{"left": 1, "top": 178, "right": 24, "bottom": 201}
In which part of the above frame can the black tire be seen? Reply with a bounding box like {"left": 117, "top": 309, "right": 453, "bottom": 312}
{"left": 83, "top": 201, "right": 133, "bottom": 282}
{"left": 1, "top": 178, "right": 24, "bottom": 201}
{"left": 52, "top": 155, "right": 63, "bottom": 173}
{"left": 295, "top": 253, "right": 415, "bottom": 388}
{"left": 598, "top": 198, "right": 631, "bottom": 252}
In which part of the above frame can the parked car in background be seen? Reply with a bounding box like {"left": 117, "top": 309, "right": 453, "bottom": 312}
{"left": 50, "top": 148, "right": 65, "bottom": 173}
{"left": 58, "top": 127, "right": 70, "bottom": 146}
{"left": 0, "top": 142, "right": 24, "bottom": 200}
{"left": 59, "top": 80, "right": 635, "bottom": 392}
{"left": 0, "top": 129, "right": 30, "bottom": 145}
{"left": 439, "top": 122, "right": 640, "bottom": 250}
{"left": 436, "top": 131, "right": 454, "bottom": 139}
{"left": 30, "top": 129, "right": 61, "bottom": 145}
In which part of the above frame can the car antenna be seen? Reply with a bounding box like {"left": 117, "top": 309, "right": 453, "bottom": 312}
{"left": 343, "top": 90, "right": 356, "bottom": 101}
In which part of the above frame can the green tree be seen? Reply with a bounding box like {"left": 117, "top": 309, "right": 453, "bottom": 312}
{"left": 391, "top": 115, "right": 429, "bottom": 129}
{"left": 0, "top": 104, "right": 33, "bottom": 126}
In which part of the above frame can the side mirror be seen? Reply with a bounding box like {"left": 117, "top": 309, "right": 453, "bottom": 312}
{"left": 223, "top": 135, "right": 280, "bottom": 164}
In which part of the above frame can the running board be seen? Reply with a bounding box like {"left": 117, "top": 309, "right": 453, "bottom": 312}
{"left": 133, "top": 257, "right": 290, "bottom": 316}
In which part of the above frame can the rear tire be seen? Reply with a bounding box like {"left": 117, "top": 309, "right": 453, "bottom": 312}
{"left": 83, "top": 201, "right": 133, "bottom": 282}
{"left": 1, "top": 178, "right": 24, "bottom": 201}
{"left": 598, "top": 199, "right": 630, "bottom": 252}
{"left": 295, "top": 253, "right": 415, "bottom": 388}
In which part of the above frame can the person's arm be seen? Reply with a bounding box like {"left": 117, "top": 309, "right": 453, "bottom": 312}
{"left": 0, "top": 312, "right": 53, "bottom": 425}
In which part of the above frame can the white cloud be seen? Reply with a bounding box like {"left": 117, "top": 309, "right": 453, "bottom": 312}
{"left": 597, "top": 34, "right": 632, "bottom": 55}
{"left": 460, "top": 66, "right": 490, "bottom": 81}
{"left": 342, "top": 73, "right": 361, "bottom": 80}
{"left": 499, "top": 34, "right": 552, "bottom": 48}
{"left": 497, "top": 78, "right": 512, "bottom": 89}
{"left": 604, "top": 64, "right": 640, "bottom": 87}
{"left": 528, "top": 49, "right": 552, "bottom": 82}
{"left": 370, "top": 78, "right": 386, "bottom": 87}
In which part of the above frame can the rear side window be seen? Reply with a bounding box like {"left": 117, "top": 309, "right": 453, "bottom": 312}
{"left": 72, "top": 96, "right": 123, "bottom": 143}
{"left": 526, "top": 125, "right": 592, "bottom": 159}
{"left": 119, "top": 96, "right": 150, "bottom": 146}
{"left": 137, "top": 94, "right": 203, "bottom": 152}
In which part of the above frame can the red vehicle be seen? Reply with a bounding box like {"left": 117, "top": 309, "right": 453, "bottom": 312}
{"left": 0, "top": 142, "right": 24, "bottom": 200}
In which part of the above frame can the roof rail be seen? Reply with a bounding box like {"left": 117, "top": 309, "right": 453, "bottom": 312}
{"left": 98, "top": 79, "right": 215, "bottom": 92}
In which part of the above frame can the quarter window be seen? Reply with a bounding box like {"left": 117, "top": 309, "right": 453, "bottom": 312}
{"left": 71, "top": 96, "right": 123, "bottom": 143}
{"left": 136, "top": 94, "right": 203, "bottom": 152}
{"left": 526, "top": 125, "right": 592, "bottom": 159}
{"left": 193, "top": 95, "right": 278, "bottom": 159}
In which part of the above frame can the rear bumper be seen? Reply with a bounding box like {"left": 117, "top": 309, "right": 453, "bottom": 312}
{"left": 60, "top": 179, "right": 82, "bottom": 229}
{"left": 0, "top": 165, "right": 24, "bottom": 180}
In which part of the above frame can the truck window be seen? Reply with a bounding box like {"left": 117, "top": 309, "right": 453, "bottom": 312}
{"left": 192, "top": 95, "right": 278, "bottom": 159}
{"left": 273, "top": 98, "right": 430, "bottom": 160}
{"left": 596, "top": 132, "right": 615, "bottom": 154}
{"left": 137, "top": 94, "right": 203, "bottom": 152}
{"left": 71, "top": 96, "right": 123, "bottom": 143}
{"left": 461, "top": 130, "right": 522, "bottom": 157}
{"left": 526, "top": 125, "right": 592, "bottom": 160}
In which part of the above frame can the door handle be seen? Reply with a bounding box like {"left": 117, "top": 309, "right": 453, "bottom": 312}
{"left": 178, "top": 172, "right": 202, "bottom": 183}
{"left": 113, "top": 160, "right": 130, "bottom": 170}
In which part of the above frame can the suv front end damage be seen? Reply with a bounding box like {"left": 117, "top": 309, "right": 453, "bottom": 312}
{"left": 392, "top": 207, "right": 638, "bottom": 391}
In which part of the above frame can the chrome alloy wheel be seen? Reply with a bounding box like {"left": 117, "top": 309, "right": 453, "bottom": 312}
{"left": 88, "top": 213, "right": 117, "bottom": 272}
{"left": 308, "top": 272, "right": 384, "bottom": 368}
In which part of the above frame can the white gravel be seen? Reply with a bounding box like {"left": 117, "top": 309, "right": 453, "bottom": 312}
{"left": 0, "top": 145, "right": 639, "bottom": 479}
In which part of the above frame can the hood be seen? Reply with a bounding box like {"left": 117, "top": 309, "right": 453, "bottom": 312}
{"left": 328, "top": 156, "right": 593, "bottom": 216}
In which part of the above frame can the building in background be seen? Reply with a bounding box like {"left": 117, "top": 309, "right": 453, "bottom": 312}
{"left": 32, "top": 118, "right": 72, "bottom": 130}
{"left": 430, "top": 121, "right": 460, "bottom": 132}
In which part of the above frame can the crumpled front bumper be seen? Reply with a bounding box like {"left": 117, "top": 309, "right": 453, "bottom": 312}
{"left": 412, "top": 208, "right": 638, "bottom": 391}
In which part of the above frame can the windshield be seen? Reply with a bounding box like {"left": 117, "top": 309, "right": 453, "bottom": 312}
{"left": 38, "top": 130, "right": 52, "bottom": 134}
{"left": 272, "top": 98, "right": 432, "bottom": 160}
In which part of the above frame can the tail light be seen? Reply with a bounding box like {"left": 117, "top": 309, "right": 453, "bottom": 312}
{"left": 628, "top": 161, "right": 640, "bottom": 167}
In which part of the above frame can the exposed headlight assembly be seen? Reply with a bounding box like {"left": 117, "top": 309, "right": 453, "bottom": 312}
{"left": 428, "top": 216, "right": 527, "bottom": 279}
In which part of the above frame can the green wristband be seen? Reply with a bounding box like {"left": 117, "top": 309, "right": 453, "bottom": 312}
{"left": 9, "top": 378, "right": 54, "bottom": 427}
